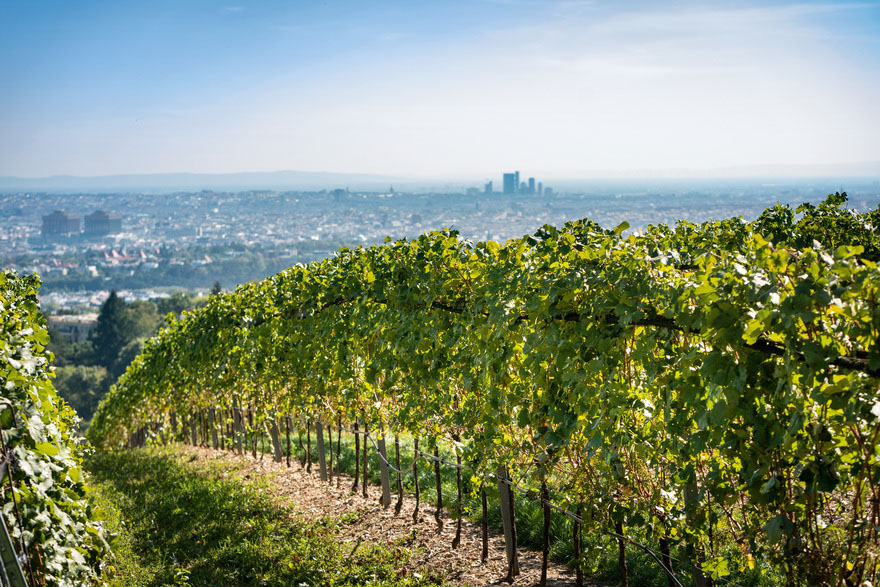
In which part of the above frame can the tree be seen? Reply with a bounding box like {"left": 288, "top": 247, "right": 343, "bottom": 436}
{"left": 90, "top": 290, "right": 133, "bottom": 369}
{"left": 211, "top": 281, "right": 222, "bottom": 295}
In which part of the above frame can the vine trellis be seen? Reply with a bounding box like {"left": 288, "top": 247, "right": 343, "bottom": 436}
{"left": 90, "top": 194, "right": 880, "bottom": 586}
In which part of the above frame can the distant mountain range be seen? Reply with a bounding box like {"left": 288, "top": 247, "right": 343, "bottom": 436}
{"left": 0, "top": 170, "right": 410, "bottom": 193}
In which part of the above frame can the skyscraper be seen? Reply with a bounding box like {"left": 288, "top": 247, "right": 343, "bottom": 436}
{"left": 528, "top": 177, "right": 536, "bottom": 194}
{"left": 502, "top": 173, "right": 516, "bottom": 194}
{"left": 484, "top": 180, "right": 493, "bottom": 194}
{"left": 514, "top": 171, "right": 520, "bottom": 193}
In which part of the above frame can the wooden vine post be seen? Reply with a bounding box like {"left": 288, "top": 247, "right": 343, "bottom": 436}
{"left": 209, "top": 408, "right": 219, "bottom": 449}
{"left": 394, "top": 436, "right": 404, "bottom": 515}
{"left": 496, "top": 465, "right": 520, "bottom": 580}
{"left": 315, "top": 419, "right": 328, "bottom": 481}
{"left": 412, "top": 437, "right": 421, "bottom": 523}
{"left": 540, "top": 480, "right": 550, "bottom": 587}
{"left": 269, "top": 411, "right": 282, "bottom": 463}
{"left": 377, "top": 432, "right": 392, "bottom": 508}
{"left": 361, "top": 418, "right": 369, "bottom": 498}
{"left": 233, "top": 398, "right": 243, "bottom": 455}
{"left": 433, "top": 444, "right": 444, "bottom": 531}
{"left": 352, "top": 419, "right": 361, "bottom": 492}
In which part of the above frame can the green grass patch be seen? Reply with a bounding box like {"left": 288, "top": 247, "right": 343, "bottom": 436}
{"left": 86, "top": 446, "right": 446, "bottom": 586}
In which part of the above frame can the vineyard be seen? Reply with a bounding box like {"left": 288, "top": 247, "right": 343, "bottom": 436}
{"left": 0, "top": 270, "right": 107, "bottom": 586}
{"left": 85, "top": 192, "right": 880, "bottom": 586}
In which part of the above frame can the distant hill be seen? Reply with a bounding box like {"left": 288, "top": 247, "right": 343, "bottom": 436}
{"left": 0, "top": 170, "right": 409, "bottom": 193}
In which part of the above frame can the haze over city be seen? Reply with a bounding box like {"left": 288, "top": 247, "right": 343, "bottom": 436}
{"left": 2, "top": 0, "right": 880, "bottom": 181}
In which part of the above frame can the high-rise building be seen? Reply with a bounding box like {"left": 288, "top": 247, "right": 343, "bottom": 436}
{"left": 537, "top": 182, "right": 543, "bottom": 196}
{"left": 84, "top": 210, "right": 122, "bottom": 236}
{"left": 502, "top": 173, "right": 516, "bottom": 194}
{"left": 41, "top": 210, "right": 81, "bottom": 236}
{"left": 484, "top": 180, "right": 493, "bottom": 194}
{"left": 514, "top": 171, "right": 520, "bottom": 193}
{"left": 528, "top": 177, "right": 536, "bottom": 194}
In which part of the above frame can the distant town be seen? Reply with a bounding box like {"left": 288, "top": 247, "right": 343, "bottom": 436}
{"left": 2, "top": 173, "right": 879, "bottom": 320}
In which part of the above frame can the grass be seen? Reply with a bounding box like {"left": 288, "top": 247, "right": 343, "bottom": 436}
{"left": 86, "top": 446, "right": 446, "bottom": 586}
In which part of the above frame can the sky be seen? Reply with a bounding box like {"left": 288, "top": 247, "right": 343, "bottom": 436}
{"left": 1, "top": 0, "right": 879, "bottom": 179}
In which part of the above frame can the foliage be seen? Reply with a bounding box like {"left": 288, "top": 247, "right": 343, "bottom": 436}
{"left": 52, "top": 365, "right": 110, "bottom": 423}
{"left": 0, "top": 269, "right": 108, "bottom": 585}
{"left": 90, "top": 193, "right": 880, "bottom": 585}
{"left": 90, "top": 291, "right": 133, "bottom": 370}
{"left": 87, "top": 445, "right": 445, "bottom": 586}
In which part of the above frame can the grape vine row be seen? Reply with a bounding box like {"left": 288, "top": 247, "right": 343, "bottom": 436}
{"left": 89, "top": 193, "right": 880, "bottom": 584}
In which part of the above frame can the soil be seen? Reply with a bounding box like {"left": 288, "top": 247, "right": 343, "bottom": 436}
{"left": 185, "top": 446, "right": 602, "bottom": 586}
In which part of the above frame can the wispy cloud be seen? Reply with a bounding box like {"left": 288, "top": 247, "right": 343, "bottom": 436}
{"left": 223, "top": 5, "right": 244, "bottom": 13}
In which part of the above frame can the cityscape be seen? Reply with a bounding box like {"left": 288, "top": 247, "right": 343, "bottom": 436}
{"left": 3, "top": 173, "right": 879, "bottom": 319}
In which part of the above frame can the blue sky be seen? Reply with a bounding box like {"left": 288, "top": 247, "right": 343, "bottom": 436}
{"left": 1, "top": 0, "right": 879, "bottom": 178}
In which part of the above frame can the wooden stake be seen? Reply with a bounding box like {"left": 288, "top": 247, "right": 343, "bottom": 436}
{"left": 270, "top": 413, "right": 282, "bottom": 463}
{"left": 378, "top": 432, "right": 391, "bottom": 508}
{"left": 496, "top": 466, "right": 520, "bottom": 581}
{"left": 285, "top": 415, "right": 291, "bottom": 467}
{"left": 316, "top": 420, "right": 327, "bottom": 481}
{"left": 353, "top": 419, "right": 361, "bottom": 492}
{"left": 394, "top": 436, "right": 403, "bottom": 515}
{"left": 453, "top": 437, "right": 462, "bottom": 549}
{"left": 306, "top": 420, "right": 312, "bottom": 474}
{"left": 541, "top": 480, "right": 550, "bottom": 587}
{"left": 616, "top": 521, "right": 629, "bottom": 587}
{"left": 413, "top": 437, "right": 420, "bottom": 523}
{"left": 433, "top": 444, "right": 443, "bottom": 532}
{"left": 481, "top": 482, "right": 489, "bottom": 563}
{"left": 574, "top": 504, "right": 583, "bottom": 587}
{"left": 361, "top": 417, "right": 369, "bottom": 498}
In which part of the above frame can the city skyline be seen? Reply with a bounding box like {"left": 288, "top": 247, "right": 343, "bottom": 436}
{"left": 1, "top": 1, "right": 879, "bottom": 179}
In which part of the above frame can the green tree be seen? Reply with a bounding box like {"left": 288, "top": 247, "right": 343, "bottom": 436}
{"left": 90, "top": 290, "right": 133, "bottom": 369}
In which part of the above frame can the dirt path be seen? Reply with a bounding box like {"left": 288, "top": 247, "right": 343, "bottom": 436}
{"left": 186, "top": 446, "right": 598, "bottom": 586}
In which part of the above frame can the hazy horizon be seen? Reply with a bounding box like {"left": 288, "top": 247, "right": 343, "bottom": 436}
{"left": 2, "top": 1, "right": 879, "bottom": 179}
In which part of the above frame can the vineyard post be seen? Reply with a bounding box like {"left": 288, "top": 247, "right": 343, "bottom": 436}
{"left": 452, "top": 436, "right": 463, "bottom": 549}
{"left": 190, "top": 415, "right": 197, "bottom": 446}
{"left": 315, "top": 419, "right": 328, "bottom": 481}
{"left": 248, "top": 408, "right": 256, "bottom": 458}
{"left": 285, "top": 415, "right": 291, "bottom": 467}
{"left": 481, "top": 482, "right": 489, "bottom": 563}
{"left": 540, "top": 480, "right": 550, "bottom": 586}
{"left": 361, "top": 418, "right": 369, "bottom": 498}
{"left": 433, "top": 444, "right": 444, "bottom": 531}
{"left": 615, "top": 521, "right": 629, "bottom": 587}
{"left": 412, "top": 437, "right": 421, "bottom": 523}
{"left": 210, "top": 408, "right": 219, "bottom": 449}
{"left": 269, "top": 411, "right": 282, "bottom": 463}
{"left": 335, "top": 418, "right": 342, "bottom": 488}
{"left": 496, "top": 465, "right": 520, "bottom": 580}
{"left": 377, "top": 431, "right": 391, "bottom": 508}
{"left": 326, "top": 422, "right": 333, "bottom": 483}
{"left": 352, "top": 419, "right": 361, "bottom": 491}
{"left": 306, "top": 420, "right": 312, "bottom": 473}
{"left": 233, "top": 398, "right": 243, "bottom": 455}
{"left": 394, "top": 435, "right": 403, "bottom": 515}
{"left": 574, "top": 504, "right": 583, "bottom": 587}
